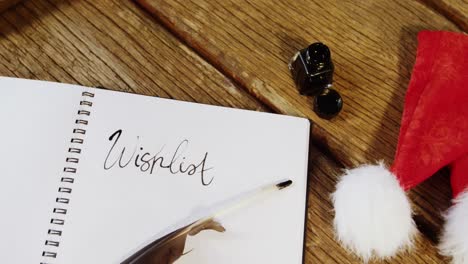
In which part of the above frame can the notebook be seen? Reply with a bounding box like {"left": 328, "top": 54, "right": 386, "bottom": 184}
{"left": 0, "top": 77, "right": 310, "bottom": 264}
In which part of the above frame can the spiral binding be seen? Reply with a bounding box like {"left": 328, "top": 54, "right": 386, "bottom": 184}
{"left": 40, "top": 91, "right": 94, "bottom": 264}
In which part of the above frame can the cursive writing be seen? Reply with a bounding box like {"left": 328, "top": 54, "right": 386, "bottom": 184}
{"left": 104, "top": 129, "right": 214, "bottom": 186}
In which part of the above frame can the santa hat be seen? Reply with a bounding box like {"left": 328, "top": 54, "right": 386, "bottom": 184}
{"left": 332, "top": 31, "right": 468, "bottom": 263}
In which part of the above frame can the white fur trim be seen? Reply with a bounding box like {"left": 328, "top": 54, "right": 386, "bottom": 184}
{"left": 440, "top": 191, "right": 468, "bottom": 264}
{"left": 332, "top": 163, "right": 417, "bottom": 261}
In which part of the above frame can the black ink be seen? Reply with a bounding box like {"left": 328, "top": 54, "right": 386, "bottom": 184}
{"left": 276, "top": 180, "right": 293, "bottom": 190}
{"left": 135, "top": 147, "right": 144, "bottom": 168}
{"left": 104, "top": 129, "right": 214, "bottom": 186}
{"left": 104, "top": 130, "right": 136, "bottom": 170}
{"left": 199, "top": 153, "right": 213, "bottom": 186}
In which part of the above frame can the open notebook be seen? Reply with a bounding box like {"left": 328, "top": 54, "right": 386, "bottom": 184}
{"left": 0, "top": 77, "right": 310, "bottom": 264}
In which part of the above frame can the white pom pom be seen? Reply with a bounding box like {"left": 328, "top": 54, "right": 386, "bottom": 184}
{"left": 332, "top": 163, "right": 417, "bottom": 261}
{"left": 440, "top": 191, "right": 468, "bottom": 264}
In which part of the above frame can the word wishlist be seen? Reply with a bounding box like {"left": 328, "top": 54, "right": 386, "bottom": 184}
{"left": 104, "top": 129, "right": 214, "bottom": 186}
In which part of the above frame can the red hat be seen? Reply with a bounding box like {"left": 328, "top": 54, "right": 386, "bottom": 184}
{"left": 332, "top": 31, "right": 468, "bottom": 262}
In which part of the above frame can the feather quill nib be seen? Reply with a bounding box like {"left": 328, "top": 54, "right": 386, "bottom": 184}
{"left": 276, "top": 179, "right": 292, "bottom": 190}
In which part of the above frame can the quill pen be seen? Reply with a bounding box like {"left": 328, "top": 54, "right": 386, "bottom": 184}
{"left": 121, "top": 179, "right": 293, "bottom": 264}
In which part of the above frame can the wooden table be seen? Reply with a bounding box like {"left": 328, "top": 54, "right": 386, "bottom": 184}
{"left": 0, "top": 0, "right": 465, "bottom": 262}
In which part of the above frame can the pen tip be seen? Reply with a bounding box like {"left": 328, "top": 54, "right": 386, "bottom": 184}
{"left": 276, "top": 180, "right": 293, "bottom": 190}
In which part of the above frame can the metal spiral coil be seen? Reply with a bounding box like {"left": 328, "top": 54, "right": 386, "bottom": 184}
{"left": 41, "top": 91, "right": 94, "bottom": 263}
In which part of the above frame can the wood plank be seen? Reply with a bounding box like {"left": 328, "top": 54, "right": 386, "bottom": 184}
{"left": 136, "top": 0, "right": 460, "bottom": 167}
{"left": 306, "top": 143, "right": 446, "bottom": 263}
{"left": 419, "top": 0, "right": 468, "bottom": 31}
{"left": 0, "top": 0, "right": 265, "bottom": 112}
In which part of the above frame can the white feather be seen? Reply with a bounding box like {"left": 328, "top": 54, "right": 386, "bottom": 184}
{"left": 332, "top": 163, "right": 417, "bottom": 261}
{"left": 440, "top": 191, "right": 468, "bottom": 264}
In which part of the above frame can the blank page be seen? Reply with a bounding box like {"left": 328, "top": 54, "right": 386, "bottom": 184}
{"left": 0, "top": 77, "right": 84, "bottom": 263}
{"left": 59, "top": 88, "right": 310, "bottom": 263}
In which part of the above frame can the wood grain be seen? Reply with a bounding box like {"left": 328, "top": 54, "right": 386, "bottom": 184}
{"left": 419, "top": 0, "right": 468, "bottom": 31}
{"left": 0, "top": 0, "right": 264, "bottom": 112}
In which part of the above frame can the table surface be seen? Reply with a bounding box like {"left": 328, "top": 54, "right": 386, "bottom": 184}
{"left": 0, "top": 0, "right": 465, "bottom": 263}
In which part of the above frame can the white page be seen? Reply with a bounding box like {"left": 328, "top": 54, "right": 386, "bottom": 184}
{"left": 0, "top": 77, "right": 84, "bottom": 263}
{"left": 58, "top": 87, "right": 310, "bottom": 264}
